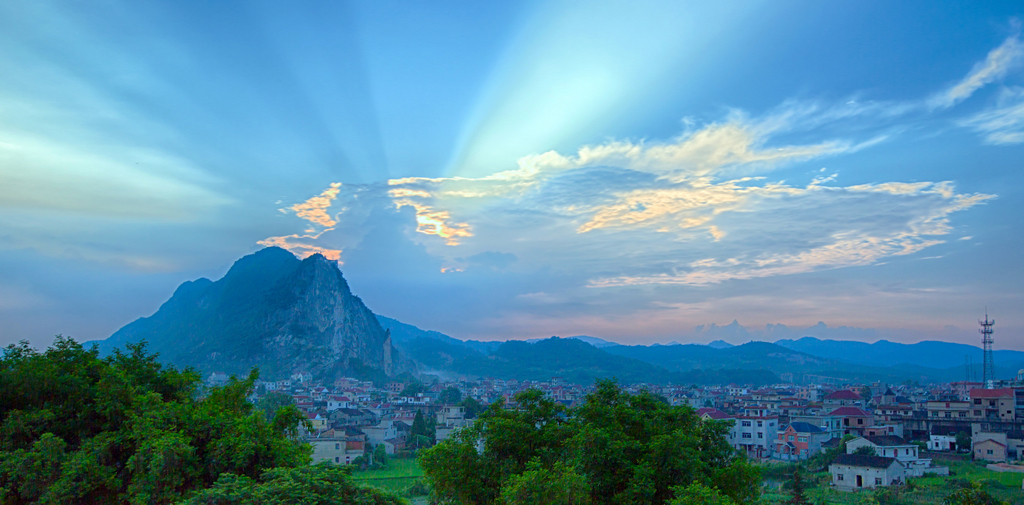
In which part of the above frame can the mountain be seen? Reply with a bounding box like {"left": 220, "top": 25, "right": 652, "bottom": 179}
{"left": 525, "top": 335, "right": 619, "bottom": 348}
{"left": 707, "top": 340, "right": 734, "bottom": 349}
{"left": 774, "top": 337, "right": 1024, "bottom": 371}
{"left": 376, "top": 315, "right": 502, "bottom": 355}
{"left": 99, "top": 247, "right": 399, "bottom": 380}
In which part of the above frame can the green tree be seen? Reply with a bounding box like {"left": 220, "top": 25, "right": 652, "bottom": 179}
{"left": 853, "top": 445, "right": 878, "bottom": 456}
{"left": 399, "top": 381, "right": 425, "bottom": 398}
{"left": 571, "top": 380, "right": 759, "bottom": 505}
{"left": 420, "top": 380, "right": 758, "bottom": 505}
{"left": 459, "top": 396, "right": 483, "bottom": 418}
{"left": 943, "top": 483, "right": 1008, "bottom": 505}
{"left": 373, "top": 444, "right": 388, "bottom": 469}
{"left": 669, "top": 483, "right": 737, "bottom": 505}
{"left": 439, "top": 386, "right": 463, "bottom": 404}
{"left": 860, "top": 386, "right": 873, "bottom": 403}
{"left": 180, "top": 463, "right": 404, "bottom": 505}
{"left": 785, "top": 468, "right": 809, "bottom": 505}
{"left": 256, "top": 392, "right": 296, "bottom": 422}
{"left": 498, "top": 461, "right": 590, "bottom": 505}
{"left": 0, "top": 337, "right": 310, "bottom": 504}
{"left": 956, "top": 431, "right": 971, "bottom": 452}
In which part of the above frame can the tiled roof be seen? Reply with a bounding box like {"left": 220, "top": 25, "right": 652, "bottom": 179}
{"left": 827, "top": 406, "right": 870, "bottom": 416}
{"left": 788, "top": 422, "right": 825, "bottom": 433}
{"left": 832, "top": 454, "right": 898, "bottom": 469}
{"left": 825, "top": 390, "right": 861, "bottom": 400}
{"left": 970, "top": 388, "right": 1014, "bottom": 399}
{"left": 862, "top": 435, "right": 908, "bottom": 446}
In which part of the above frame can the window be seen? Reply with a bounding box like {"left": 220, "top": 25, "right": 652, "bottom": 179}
{"left": 837, "top": 474, "right": 844, "bottom": 481}
{"left": 789, "top": 435, "right": 794, "bottom": 441}
{"left": 335, "top": 457, "right": 340, "bottom": 463}
{"left": 742, "top": 421, "right": 751, "bottom": 427}
{"left": 758, "top": 432, "right": 763, "bottom": 439}
{"left": 975, "top": 410, "right": 982, "bottom": 416}
{"left": 975, "top": 399, "right": 982, "bottom": 405}
{"left": 757, "top": 421, "right": 763, "bottom": 427}
{"left": 335, "top": 443, "right": 340, "bottom": 450}
{"left": 857, "top": 419, "right": 864, "bottom": 425}
{"left": 742, "top": 433, "right": 752, "bottom": 439}
{"left": 875, "top": 478, "right": 882, "bottom": 485}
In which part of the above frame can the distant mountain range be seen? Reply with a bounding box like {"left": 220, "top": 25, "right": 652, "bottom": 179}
{"left": 93, "top": 246, "right": 1021, "bottom": 386}
{"left": 773, "top": 337, "right": 1024, "bottom": 371}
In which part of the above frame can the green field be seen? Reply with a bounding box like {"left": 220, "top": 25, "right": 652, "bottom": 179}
{"left": 762, "top": 457, "right": 1024, "bottom": 505}
{"left": 351, "top": 457, "right": 426, "bottom": 496}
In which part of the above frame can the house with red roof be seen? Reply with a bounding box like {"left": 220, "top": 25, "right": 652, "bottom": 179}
{"left": 969, "top": 388, "right": 1015, "bottom": 421}
{"left": 773, "top": 422, "right": 829, "bottom": 461}
{"left": 824, "top": 390, "right": 863, "bottom": 408}
{"left": 828, "top": 406, "right": 872, "bottom": 435}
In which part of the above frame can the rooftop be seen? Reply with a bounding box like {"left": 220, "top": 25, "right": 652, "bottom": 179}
{"left": 832, "top": 454, "right": 899, "bottom": 469}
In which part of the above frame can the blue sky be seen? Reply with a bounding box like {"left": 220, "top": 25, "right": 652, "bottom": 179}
{"left": 2, "top": 1, "right": 1023, "bottom": 348}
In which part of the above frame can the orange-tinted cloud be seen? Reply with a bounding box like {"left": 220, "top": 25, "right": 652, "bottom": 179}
{"left": 291, "top": 182, "right": 342, "bottom": 228}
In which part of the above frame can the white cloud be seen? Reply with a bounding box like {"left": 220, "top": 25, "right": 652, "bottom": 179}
{"left": 265, "top": 104, "right": 994, "bottom": 291}
{"left": 929, "top": 34, "right": 1023, "bottom": 109}
{"left": 960, "top": 86, "right": 1024, "bottom": 144}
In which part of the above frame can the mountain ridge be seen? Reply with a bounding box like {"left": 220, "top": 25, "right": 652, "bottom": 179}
{"left": 98, "top": 247, "right": 400, "bottom": 380}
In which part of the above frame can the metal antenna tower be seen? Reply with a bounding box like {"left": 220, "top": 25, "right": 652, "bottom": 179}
{"left": 980, "top": 310, "right": 995, "bottom": 388}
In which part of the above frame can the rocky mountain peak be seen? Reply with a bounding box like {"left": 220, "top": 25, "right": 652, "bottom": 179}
{"left": 100, "top": 247, "right": 399, "bottom": 380}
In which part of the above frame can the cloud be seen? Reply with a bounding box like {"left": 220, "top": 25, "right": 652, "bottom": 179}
{"left": 291, "top": 182, "right": 342, "bottom": 229}
{"left": 263, "top": 103, "right": 994, "bottom": 294}
{"left": 930, "top": 34, "right": 1024, "bottom": 109}
{"left": 960, "top": 86, "right": 1024, "bottom": 144}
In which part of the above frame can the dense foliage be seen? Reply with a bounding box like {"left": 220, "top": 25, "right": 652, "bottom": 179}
{"left": 420, "top": 380, "right": 759, "bottom": 505}
{"left": 181, "top": 463, "right": 403, "bottom": 505}
{"left": 0, "top": 337, "right": 397, "bottom": 505}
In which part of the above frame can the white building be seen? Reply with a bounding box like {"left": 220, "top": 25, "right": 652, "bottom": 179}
{"left": 846, "top": 435, "right": 946, "bottom": 477}
{"left": 731, "top": 413, "right": 777, "bottom": 459}
{"left": 830, "top": 454, "right": 905, "bottom": 490}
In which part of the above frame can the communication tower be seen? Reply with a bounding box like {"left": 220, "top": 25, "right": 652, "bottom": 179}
{"left": 980, "top": 311, "right": 995, "bottom": 388}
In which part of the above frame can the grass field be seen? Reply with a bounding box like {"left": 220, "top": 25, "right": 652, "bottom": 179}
{"left": 762, "top": 456, "right": 1024, "bottom": 505}
{"left": 350, "top": 456, "right": 426, "bottom": 496}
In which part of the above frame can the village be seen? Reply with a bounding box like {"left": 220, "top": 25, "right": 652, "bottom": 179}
{"left": 209, "top": 369, "right": 1024, "bottom": 493}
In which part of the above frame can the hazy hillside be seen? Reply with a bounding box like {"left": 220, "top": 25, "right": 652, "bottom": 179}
{"left": 774, "top": 337, "right": 1024, "bottom": 370}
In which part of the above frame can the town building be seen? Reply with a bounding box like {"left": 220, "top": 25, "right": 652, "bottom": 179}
{"left": 830, "top": 454, "right": 905, "bottom": 490}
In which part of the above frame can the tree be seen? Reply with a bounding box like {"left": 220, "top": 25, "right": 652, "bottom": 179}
{"left": 571, "top": 380, "right": 759, "bottom": 505}
{"left": 785, "top": 469, "right": 809, "bottom": 505}
{"left": 439, "top": 386, "right": 463, "bottom": 404}
{"left": 256, "top": 392, "right": 296, "bottom": 422}
{"left": 409, "top": 410, "right": 435, "bottom": 450}
{"left": 399, "top": 381, "right": 425, "bottom": 398}
{"left": 459, "top": 396, "right": 483, "bottom": 418}
{"left": 420, "top": 380, "right": 758, "bottom": 505}
{"left": 0, "top": 337, "right": 310, "bottom": 504}
{"left": 498, "top": 461, "right": 590, "bottom": 505}
{"left": 956, "top": 431, "right": 971, "bottom": 453}
{"left": 860, "top": 386, "right": 873, "bottom": 404}
{"left": 180, "top": 463, "right": 404, "bottom": 505}
{"left": 669, "top": 483, "right": 737, "bottom": 505}
{"left": 373, "top": 443, "right": 388, "bottom": 469}
{"left": 853, "top": 445, "right": 878, "bottom": 456}
{"left": 943, "top": 483, "right": 1009, "bottom": 505}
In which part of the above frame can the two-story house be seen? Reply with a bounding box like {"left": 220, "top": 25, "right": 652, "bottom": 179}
{"left": 969, "top": 388, "right": 1015, "bottom": 422}
{"left": 773, "top": 422, "right": 829, "bottom": 461}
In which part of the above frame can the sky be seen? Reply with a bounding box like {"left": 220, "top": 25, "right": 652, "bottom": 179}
{"left": 2, "top": 1, "right": 1024, "bottom": 349}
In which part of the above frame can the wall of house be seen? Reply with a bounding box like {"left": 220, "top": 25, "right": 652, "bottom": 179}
{"left": 830, "top": 464, "right": 904, "bottom": 490}
{"left": 311, "top": 439, "right": 350, "bottom": 464}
